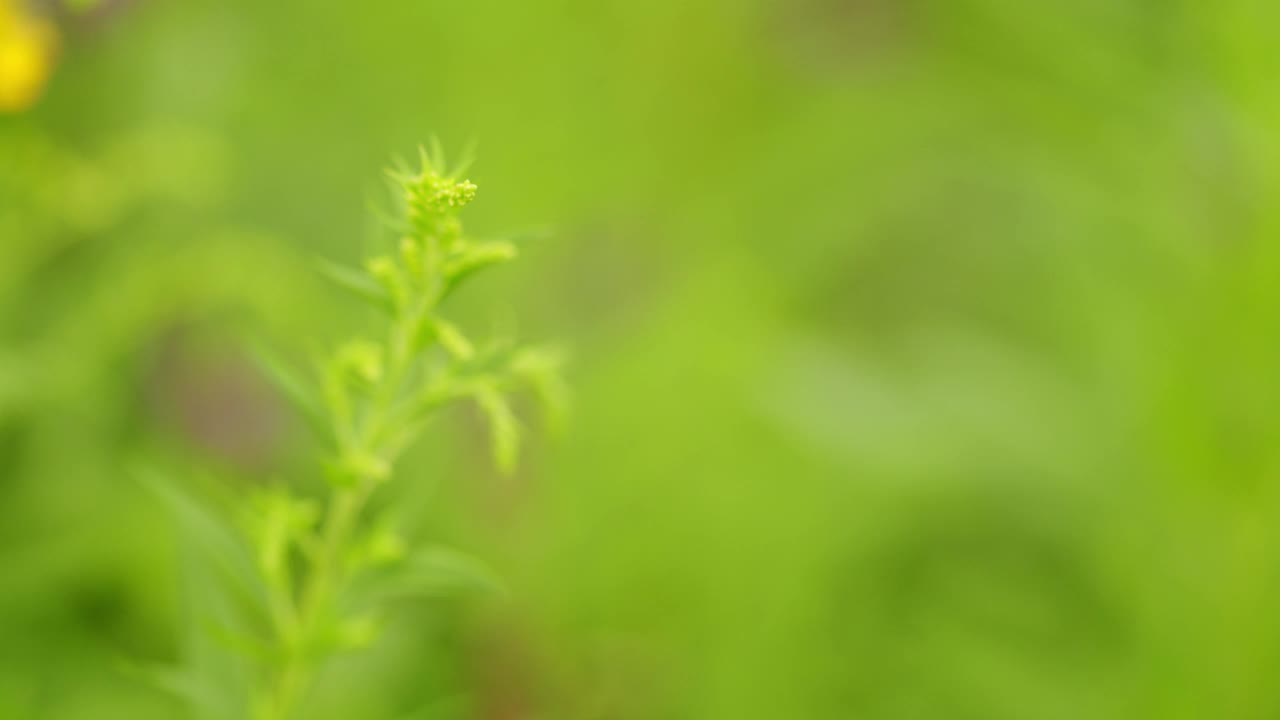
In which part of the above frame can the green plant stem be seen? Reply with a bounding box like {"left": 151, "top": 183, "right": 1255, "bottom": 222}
{"left": 265, "top": 304, "right": 421, "bottom": 720}
{"left": 267, "top": 483, "right": 371, "bottom": 720}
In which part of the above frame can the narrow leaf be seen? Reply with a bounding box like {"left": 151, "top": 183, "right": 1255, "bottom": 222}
{"left": 428, "top": 136, "right": 446, "bottom": 173}
{"left": 316, "top": 258, "right": 391, "bottom": 311}
{"left": 248, "top": 340, "right": 327, "bottom": 439}
{"left": 450, "top": 138, "right": 478, "bottom": 179}
{"left": 136, "top": 468, "right": 267, "bottom": 607}
{"left": 476, "top": 387, "right": 519, "bottom": 474}
{"left": 429, "top": 319, "right": 476, "bottom": 361}
{"left": 117, "top": 661, "right": 215, "bottom": 708}
{"left": 408, "top": 546, "right": 506, "bottom": 595}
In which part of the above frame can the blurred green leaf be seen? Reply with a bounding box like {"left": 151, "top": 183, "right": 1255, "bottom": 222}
{"left": 316, "top": 259, "right": 393, "bottom": 312}
{"left": 475, "top": 387, "right": 520, "bottom": 474}
{"left": 348, "top": 546, "right": 505, "bottom": 609}
{"left": 249, "top": 340, "right": 328, "bottom": 440}
{"left": 440, "top": 241, "right": 517, "bottom": 299}
{"left": 136, "top": 468, "right": 268, "bottom": 612}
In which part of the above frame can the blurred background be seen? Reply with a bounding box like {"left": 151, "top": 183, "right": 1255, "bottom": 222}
{"left": 5, "top": 0, "right": 1280, "bottom": 718}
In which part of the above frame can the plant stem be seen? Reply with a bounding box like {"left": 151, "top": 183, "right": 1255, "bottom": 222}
{"left": 265, "top": 305, "right": 419, "bottom": 719}
{"left": 244, "top": 152, "right": 550, "bottom": 720}
{"left": 266, "top": 482, "right": 372, "bottom": 720}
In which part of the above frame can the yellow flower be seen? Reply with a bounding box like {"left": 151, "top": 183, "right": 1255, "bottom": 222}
{"left": 0, "top": 0, "right": 58, "bottom": 113}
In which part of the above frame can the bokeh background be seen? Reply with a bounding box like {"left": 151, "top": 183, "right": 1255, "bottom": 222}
{"left": 6, "top": 0, "right": 1280, "bottom": 718}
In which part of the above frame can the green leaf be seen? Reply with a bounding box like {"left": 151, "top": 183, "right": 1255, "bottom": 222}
{"left": 137, "top": 468, "right": 266, "bottom": 608}
{"left": 316, "top": 258, "right": 392, "bottom": 312}
{"left": 352, "top": 546, "right": 505, "bottom": 606}
{"left": 388, "top": 695, "right": 471, "bottom": 720}
{"left": 333, "top": 613, "right": 383, "bottom": 651}
{"left": 449, "top": 138, "right": 478, "bottom": 179}
{"left": 441, "top": 241, "right": 517, "bottom": 299}
{"left": 340, "top": 550, "right": 506, "bottom": 622}
{"left": 475, "top": 387, "right": 520, "bottom": 474}
{"left": 333, "top": 339, "right": 385, "bottom": 387}
{"left": 427, "top": 136, "right": 446, "bottom": 173}
{"left": 247, "top": 487, "right": 318, "bottom": 581}
{"left": 364, "top": 191, "right": 410, "bottom": 236}
{"left": 408, "top": 547, "right": 505, "bottom": 595}
{"left": 528, "top": 365, "right": 570, "bottom": 432}
{"left": 119, "top": 658, "right": 252, "bottom": 720}
{"left": 205, "top": 622, "right": 277, "bottom": 662}
{"left": 365, "top": 255, "right": 409, "bottom": 311}
{"left": 426, "top": 318, "right": 476, "bottom": 361}
{"left": 118, "top": 661, "right": 204, "bottom": 704}
{"left": 511, "top": 346, "right": 569, "bottom": 431}
{"left": 248, "top": 340, "right": 327, "bottom": 439}
{"left": 347, "top": 521, "right": 408, "bottom": 572}
{"left": 325, "top": 450, "right": 391, "bottom": 488}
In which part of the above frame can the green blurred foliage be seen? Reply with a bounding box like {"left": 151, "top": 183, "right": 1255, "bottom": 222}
{"left": 5, "top": 0, "right": 1280, "bottom": 718}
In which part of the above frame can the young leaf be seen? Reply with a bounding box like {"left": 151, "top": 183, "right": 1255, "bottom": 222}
{"left": 427, "top": 318, "right": 476, "bottom": 361}
{"left": 440, "top": 241, "right": 517, "bottom": 299}
{"left": 527, "top": 364, "right": 570, "bottom": 432}
{"left": 475, "top": 386, "right": 520, "bottom": 474}
{"left": 427, "top": 136, "right": 446, "bottom": 173}
{"left": 511, "top": 346, "right": 570, "bottom": 431}
{"left": 449, "top": 138, "right": 478, "bottom": 179}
